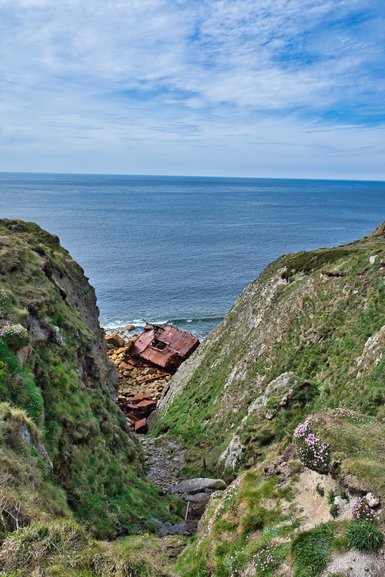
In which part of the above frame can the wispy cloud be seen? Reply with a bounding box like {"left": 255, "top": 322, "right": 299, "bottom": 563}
{"left": 0, "top": 0, "right": 384, "bottom": 178}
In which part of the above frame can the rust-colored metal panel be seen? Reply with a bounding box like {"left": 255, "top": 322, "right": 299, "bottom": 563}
{"left": 130, "top": 324, "right": 199, "bottom": 370}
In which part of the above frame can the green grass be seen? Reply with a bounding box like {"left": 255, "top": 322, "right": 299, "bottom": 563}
{"left": 0, "top": 520, "right": 172, "bottom": 577}
{"left": 176, "top": 469, "right": 297, "bottom": 577}
{"left": 0, "top": 219, "right": 178, "bottom": 538}
{"left": 311, "top": 411, "right": 385, "bottom": 501}
{"left": 0, "top": 339, "right": 44, "bottom": 423}
{"left": 346, "top": 520, "right": 384, "bottom": 551}
{"left": 291, "top": 523, "right": 335, "bottom": 577}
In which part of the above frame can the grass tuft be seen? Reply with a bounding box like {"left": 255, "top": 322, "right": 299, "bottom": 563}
{"left": 291, "top": 523, "right": 334, "bottom": 577}
{"left": 346, "top": 519, "right": 384, "bottom": 551}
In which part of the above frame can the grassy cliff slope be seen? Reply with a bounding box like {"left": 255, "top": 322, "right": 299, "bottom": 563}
{"left": 0, "top": 219, "right": 176, "bottom": 542}
{"left": 154, "top": 223, "right": 385, "bottom": 577}
{"left": 153, "top": 223, "right": 385, "bottom": 479}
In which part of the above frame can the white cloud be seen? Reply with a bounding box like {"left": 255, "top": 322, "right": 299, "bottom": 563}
{"left": 0, "top": 0, "right": 384, "bottom": 177}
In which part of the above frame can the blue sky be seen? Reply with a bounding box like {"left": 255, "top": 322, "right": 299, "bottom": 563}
{"left": 0, "top": 0, "right": 384, "bottom": 179}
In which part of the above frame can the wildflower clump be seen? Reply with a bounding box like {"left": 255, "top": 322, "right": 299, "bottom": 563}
{"left": 294, "top": 416, "right": 330, "bottom": 474}
{"left": 352, "top": 497, "right": 376, "bottom": 522}
{"left": 254, "top": 545, "right": 278, "bottom": 574}
{"left": 0, "top": 324, "right": 30, "bottom": 351}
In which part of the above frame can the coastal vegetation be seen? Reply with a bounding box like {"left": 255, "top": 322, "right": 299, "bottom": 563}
{"left": 0, "top": 219, "right": 178, "bottom": 575}
{"left": 1, "top": 218, "right": 385, "bottom": 576}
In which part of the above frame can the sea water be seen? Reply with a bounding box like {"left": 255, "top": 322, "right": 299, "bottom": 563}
{"left": 0, "top": 173, "right": 384, "bottom": 339}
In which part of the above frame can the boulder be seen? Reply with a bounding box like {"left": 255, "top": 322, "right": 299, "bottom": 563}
{"left": 134, "top": 419, "right": 148, "bottom": 434}
{"left": 184, "top": 492, "right": 211, "bottom": 504}
{"left": 172, "top": 478, "right": 227, "bottom": 496}
{"left": 154, "top": 520, "right": 196, "bottom": 537}
{"left": 366, "top": 492, "right": 380, "bottom": 508}
{"left": 105, "top": 333, "right": 126, "bottom": 348}
{"left": 130, "top": 392, "right": 153, "bottom": 403}
{"left": 124, "top": 324, "right": 135, "bottom": 331}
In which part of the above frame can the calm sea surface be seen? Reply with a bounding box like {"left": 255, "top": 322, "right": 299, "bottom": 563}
{"left": 0, "top": 173, "right": 384, "bottom": 338}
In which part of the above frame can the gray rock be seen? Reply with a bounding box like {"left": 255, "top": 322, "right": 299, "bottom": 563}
{"left": 366, "top": 492, "right": 380, "bottom": 508}
{"left": 153, "top": 520, "right": 196, "bottom": 537}
{"left": 30, "top": 317, "right": 51, "bottom": 345}
{"left": 217, "top": 433, "right": 244, "bottom": 471}
{"left": 172, "top": 477, "right": 227, "bottom": 496}
{"left": 184, "top": 492, "right": 211, "bottom": 504}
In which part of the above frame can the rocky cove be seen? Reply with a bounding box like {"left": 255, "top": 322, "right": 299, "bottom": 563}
{"left": 1, "top": 219, "right": 385, "bottom": 577}
{"left": 105, "top": 329, "right": 173, "bottom": 433}
{"left": 105, "top": 327, "right": 229, "bottom": 533}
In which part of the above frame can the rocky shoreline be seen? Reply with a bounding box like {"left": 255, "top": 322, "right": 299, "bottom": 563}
{"left": 105, "top": 327, "right": 229, "bottom": 532}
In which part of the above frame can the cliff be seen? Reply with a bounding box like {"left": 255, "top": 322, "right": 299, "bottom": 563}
{"left": 152, "top": 223, "right": 385, "bottom": 477}
{"left": 0, "top": 220, "right": 176, "bottom": 548}
{"left": 3, "top": 218, "right": 385, "bottom": 577}
{"left": 151, "top": 223, "right": 385, "bottom": 576}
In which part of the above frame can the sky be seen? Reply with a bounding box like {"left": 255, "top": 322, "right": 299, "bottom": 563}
{"left": 0, "top": 0, "right": 384, "bottom": 180}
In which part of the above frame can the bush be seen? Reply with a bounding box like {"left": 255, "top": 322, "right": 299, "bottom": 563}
{"left": 346, "top": 519, "right": 384, "bottom": 551}
{"left": 316, "top": 483, "right": 324, "bottom": 497}
{"left": 0, "top": 325, "right": 30, "bottom": 351}
{"left": 330, "top": 503, "right": 339, "bottom": 518}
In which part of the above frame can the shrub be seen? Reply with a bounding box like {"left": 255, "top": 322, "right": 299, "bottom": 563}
{"left": 0, "top": 361, "right": 7, "bottom": 380}
{"left": 346, "top": 520, "right": 384, "bottom": 551}
{"left": 294, "top": 416, "right": 330, "bottom": 474}
{"left": 330, "top": 503, "right": 339, "bottom": 519}
{"left": 0, "top": 288, "right": 11, "bottom": 310}
{"left": 0, "top": 325, "right": 30, "bottom": 351}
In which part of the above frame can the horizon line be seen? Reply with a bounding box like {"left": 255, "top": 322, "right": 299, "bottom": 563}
{"left": 1, "top": 170, "right": 385, "bottom": 185}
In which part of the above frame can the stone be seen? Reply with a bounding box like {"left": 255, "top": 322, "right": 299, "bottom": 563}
{"left": 119, "top": 362, "right": 132, "bottom": 371}
{"left": 369, "top": 255, "right": 378, "bottom": 265}
{"left": 172, "top": 478, "right": 227, "bottom": 496}
{"left": 124, "top": 324, "right": 135, "bottom": 331}
{"left": 126, "top": 412, "right": 141, "bottom": 423}
{"left": 130, "top": 392, "right": 153, "bottom": 403}
{"left": 217, "top": 433, "right": 244, "bottom": 471}
{"left": 134, "top": 418, "right": 148, "bottom": 434}
{"left": 184, "top": 492, "right": 211, "bottom": 504}
{"left": 154, "top": 521, "right": 196, "bottom": 537}
{"left": 105, "top": 333, "right": 125, "bottom": 348}
{"left": 366, "top": 492, "right": 380, "bottom": 508}
{"left": 135, "top": 399, "right": 157, "bottom": 410}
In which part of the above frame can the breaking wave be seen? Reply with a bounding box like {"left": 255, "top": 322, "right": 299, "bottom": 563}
{"left": 101, "top": 315, "right": 224, "bottom": 339}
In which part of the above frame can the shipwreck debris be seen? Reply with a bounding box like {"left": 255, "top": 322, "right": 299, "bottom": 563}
{"left": 106, "top": 323, "right": 199, "bottom": 433}
{"left": 130, "top": 323, "right": 200, "bottom": 371}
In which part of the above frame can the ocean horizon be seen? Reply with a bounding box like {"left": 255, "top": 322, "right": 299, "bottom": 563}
{"left": 1, "top": 172, "right": 385, "bottom": 339}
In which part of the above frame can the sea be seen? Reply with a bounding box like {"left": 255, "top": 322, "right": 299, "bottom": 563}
{"left": 0, "top": 173, "right": 384, "bottom": 339}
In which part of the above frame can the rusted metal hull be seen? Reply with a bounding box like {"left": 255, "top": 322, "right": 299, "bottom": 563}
{"left": 130, "top": 323, "right": 199, "bottom": 370}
